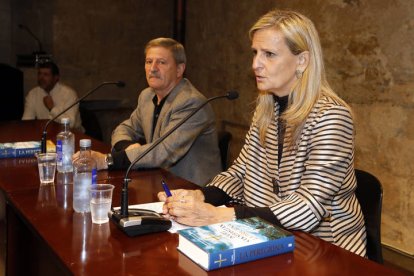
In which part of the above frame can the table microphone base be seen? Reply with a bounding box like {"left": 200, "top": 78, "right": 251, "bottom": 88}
{"left": 109, "top": 208, "right": 172, "bottom": 237}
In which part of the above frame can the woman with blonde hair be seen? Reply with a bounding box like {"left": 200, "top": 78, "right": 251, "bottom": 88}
{"left": 159, "top": 9, "right": 367, "bottom": 257}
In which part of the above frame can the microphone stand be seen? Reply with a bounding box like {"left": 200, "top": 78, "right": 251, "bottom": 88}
{"left": 110, "top": 90, "right": 239, "bottom": 236}
{"left": 18, "top": 24, "right": 44, "bottom": 54}
{"left": 40, "top": 81, "right": 125, "bottom": 153}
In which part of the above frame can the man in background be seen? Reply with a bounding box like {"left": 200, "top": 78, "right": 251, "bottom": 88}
{"left": 22, "top": 61, "right": 83, "bottom": 131}
{"left": 85, "top": 38, "right": 222, "bottom": 186}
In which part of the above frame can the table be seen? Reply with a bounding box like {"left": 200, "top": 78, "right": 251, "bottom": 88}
{"left": 0, "top": 120, "right": 404, "bottom": 275}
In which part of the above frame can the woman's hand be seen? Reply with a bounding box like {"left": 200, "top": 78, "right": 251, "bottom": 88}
{"left": 157, "top": 189, "right": 204, "bottom": 203}
{"left": 157, "top": 189, "right": 235, "bottom": 226}
{"left": 158, "top": 189, "right": 204, "bottom": 219}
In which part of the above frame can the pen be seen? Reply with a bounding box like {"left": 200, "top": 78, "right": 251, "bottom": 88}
{"left": 161, "top": 180, "right": 172, "bottom": 197}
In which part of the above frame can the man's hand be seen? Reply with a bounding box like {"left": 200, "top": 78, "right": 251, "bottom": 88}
{"left": 43, "top": 95, "right": 54, "bottom": 111}
{"left": 73, "top": 150, "right": 108, "bottom": 170}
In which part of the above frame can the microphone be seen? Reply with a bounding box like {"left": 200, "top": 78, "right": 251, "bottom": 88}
{"left": 110, "top": 90, "right": 239, "bottom": 237}
{"left": 40, "top": 81, "right": 126, "bottom": 153}
{"left": 18, "top": 24, "right": 44, "bottom": 54}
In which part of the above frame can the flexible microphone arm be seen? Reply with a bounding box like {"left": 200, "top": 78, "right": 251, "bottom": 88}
{"left": 18, "top": 24, "right": 44, "bottom": 53}
{"left": 119, "top": 90, "right": 239, "bottom": 217}
{"left": 40, "top": 81, "right": 126, "bottom": 153}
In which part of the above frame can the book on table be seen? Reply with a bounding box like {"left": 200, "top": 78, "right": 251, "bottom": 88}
{"left": 0, "top": 140, "right": 55, "bottom": 158}
{"left": 177, "top": 216, "right": 294, "bottom": 271}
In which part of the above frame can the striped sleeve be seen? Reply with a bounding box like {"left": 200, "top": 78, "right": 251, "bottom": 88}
{"left": 206, "top": 123, "right": 257, "bottom": 203}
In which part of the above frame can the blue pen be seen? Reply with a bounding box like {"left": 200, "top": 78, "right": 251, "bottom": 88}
{"left": 161, "top": 180, "right": 172, "bottom": 197}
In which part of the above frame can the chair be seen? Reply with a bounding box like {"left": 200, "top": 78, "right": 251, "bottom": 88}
{"left": 79, "top": 105, "right": 103, "bottom": 141}
{"left": 354, "top": 169, "right": 384, "bottom": 263}
{"left": 218, "top": 131, "right": 232, "bottom": 171}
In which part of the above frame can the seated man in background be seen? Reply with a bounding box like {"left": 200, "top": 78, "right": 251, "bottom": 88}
{"left": 22, "top": 61, "right": 83, "bottom": 131}
{"left": 86, "top": 37, "right": 222, "bottom": 186}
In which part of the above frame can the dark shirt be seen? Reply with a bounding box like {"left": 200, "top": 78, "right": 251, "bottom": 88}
{"left": 275, "top": 95, "right": 288, "bottom": 166}
{"left": 201, "top": 95, "right": 289, "bottom": 227}
{"left": 151, "top": 94, "right": 168, "bottom": 137}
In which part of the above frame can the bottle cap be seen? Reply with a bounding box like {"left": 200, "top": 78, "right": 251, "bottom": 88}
{"left": 79, "top": 139, "right": 91, "bottom": 148}
{"left": 60, "top": 117, "right": 70, "bottom": 124}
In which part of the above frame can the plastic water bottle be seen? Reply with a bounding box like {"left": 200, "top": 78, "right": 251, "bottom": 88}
{"left": 73, "top": 139, "right": 97, "bottom": 213}
{"left": 56, "top": 117, "right": 75, "bottom": 173}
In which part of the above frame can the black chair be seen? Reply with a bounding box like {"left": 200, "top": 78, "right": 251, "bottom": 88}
{"left": 218, "top": 131, "right": 232, "bottom": 171}
{"left": 354, "top": 169, "right": 384, "bottom": 263}
{"left": 79, "top": 105, "right": 103, "bottom": 141}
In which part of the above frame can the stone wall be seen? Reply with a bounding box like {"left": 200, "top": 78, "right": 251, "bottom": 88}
{"left": 185, "top": 0, "right": 414, "bottom": 255}
{"left": 3, "top": 0, "right": 413, "bottom": 255}
{"left": 52, "top": 0, "right": 175, "bottom": 102}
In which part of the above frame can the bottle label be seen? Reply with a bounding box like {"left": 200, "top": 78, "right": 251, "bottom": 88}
{"left": 56, "top": 140, "right": 63, "bottom": 166}
{"left": 92, "top": 168, "right": 97, "bottom": 184}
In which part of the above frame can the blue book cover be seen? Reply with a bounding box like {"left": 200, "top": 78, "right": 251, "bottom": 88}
{"left": 177, "top": 217, "right": 294, "bottom": 271}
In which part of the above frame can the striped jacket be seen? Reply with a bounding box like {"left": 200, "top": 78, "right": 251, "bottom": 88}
{"left": 208, "top": 96, "right": 367, "bottom": 256}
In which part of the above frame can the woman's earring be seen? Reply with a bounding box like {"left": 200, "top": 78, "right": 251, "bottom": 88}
{"left": 295, "top": 69, "right": 303, "bottom": 79}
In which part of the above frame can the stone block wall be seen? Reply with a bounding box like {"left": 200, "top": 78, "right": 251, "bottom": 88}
{"left": 51, "top": 0, "right": 175, "bottom": 102}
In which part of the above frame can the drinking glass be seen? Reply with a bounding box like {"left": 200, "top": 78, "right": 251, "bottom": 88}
{"left": 89, "top": 184, "right": 114, "bottom": 224}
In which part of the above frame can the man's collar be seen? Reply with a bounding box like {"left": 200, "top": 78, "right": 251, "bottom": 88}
{"left": 42, "top": 82, "right": 59, "bottom": 94}
{"left": 152, "top": 92, "right": 169, "bottom": 106}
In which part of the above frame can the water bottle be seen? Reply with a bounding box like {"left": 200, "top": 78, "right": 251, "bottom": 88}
{"left": 73, "top": 139, "right": 97, "bottom": 213}
{"left": 56, "top": 117, "right": 75, "bottom": 173}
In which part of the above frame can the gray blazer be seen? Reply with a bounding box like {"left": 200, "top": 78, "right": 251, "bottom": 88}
{"left": 111, "top": 78, "right": 222, "bottom": 186}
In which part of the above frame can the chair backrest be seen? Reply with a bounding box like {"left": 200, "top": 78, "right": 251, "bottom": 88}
{"left": 79, "top": 105, "right": 103, "bottom": 141}
{"left": 218, "top": 131, "right": 232, "bottom": 171}
{"left": 354, "top": 169, "right": 384, "bottom": 263}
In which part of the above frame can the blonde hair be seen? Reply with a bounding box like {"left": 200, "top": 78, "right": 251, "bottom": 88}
{"left": 249, "top": 10, "right": 350, "bottom": 147}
